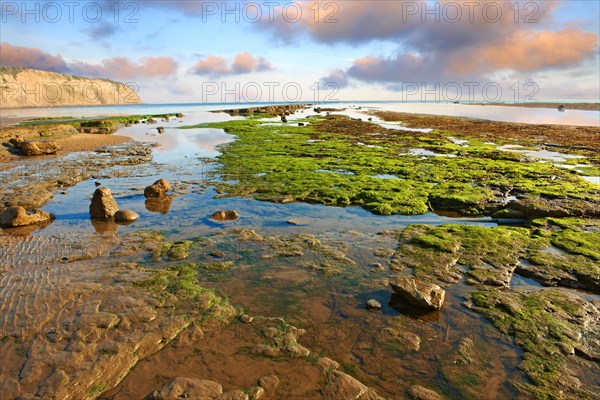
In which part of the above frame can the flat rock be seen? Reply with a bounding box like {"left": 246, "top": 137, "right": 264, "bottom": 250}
{"left": 0, "top": 206, "right": 55, "bottom": 228}
{"left": 211, "top": 210, "right": 240, "bottom": 221}
{"left": 114, "top": 210, "right": 139, "bottom": 223}
{"left": 20, "top": 141, "right": 60, "bottom": 156}
{"left": 390, "top": 277, "right": 445, "bottom": 310}
{"left": 148, "top": 377, "right": 223, "bottom": 400}
{"left": 89, "top": 187, "right": 119, "bottom": 220}
{"left": 144, "top": 179, "right": 171, "bottom": 198}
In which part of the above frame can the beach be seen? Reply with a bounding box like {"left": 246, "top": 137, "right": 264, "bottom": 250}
{"left": 0, "top": 103, "right": 599, "bottom": 399}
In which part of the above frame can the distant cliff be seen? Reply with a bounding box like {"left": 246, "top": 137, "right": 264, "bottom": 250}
{"left": 0, "top": 67, "right": 142, "bottom": 108}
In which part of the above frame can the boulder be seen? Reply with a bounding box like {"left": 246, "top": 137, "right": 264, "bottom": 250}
{"left": 148, "top": 377, "right": 223, "bottom": 400}
{"left": 20, "top": 141, "right": 60, "bottom": 156}
{"left": 0, "top": 206, "right": 55, "bottom": 228}
{"left": 89, "top": 187, "right": 119, "bottom": 220}
{"left": 211, "top": 210, "right": 240, "bottom": 221}
{"left": 144, "top": 179, "right": 171, "bottom": 198}
{"left": 114, "top": 210, "right": 139, "bottom": 223}
{"left": 390, "top": 277, "right": 445, "bottom": 310}
{"left": 157, "top": 127, "right": 165, "bottom": 134}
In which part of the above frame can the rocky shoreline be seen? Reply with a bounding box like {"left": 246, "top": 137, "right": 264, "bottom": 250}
{"left": 0, "top": 106, "right": 599, "bottom": 399}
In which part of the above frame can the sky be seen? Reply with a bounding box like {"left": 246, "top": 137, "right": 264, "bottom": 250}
{"left": 1, "top": 0, "right": 599, "bottom": 103}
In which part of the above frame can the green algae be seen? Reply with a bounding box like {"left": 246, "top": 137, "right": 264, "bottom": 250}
{"left": 188, "top": 115, "right": 597, "bottom": 217}
{"left": 469, "top": 289, "right": 598, "bottom": 400}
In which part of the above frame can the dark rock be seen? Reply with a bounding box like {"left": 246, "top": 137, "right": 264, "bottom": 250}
{"left": 20, "top": 141, "right": 60, "bottom": 156}
{"left": 157, "top": 127, "right": 165, "bottom": 134}
{"left": 89, "top": 187, "right": 119, "bottom": 220}
{"left": 390, "top": 277, "right": 445, "bottom": 310}
{"left": 144, "top": 179, "right": 171, "bottom": 198}
{"left": 298, "top": 123, "right": 305, "bottom": 126}
{"left": 0, "top": 206, "right": 55, "bottom": 228}
{"left": 558, "top": 105, "right": 566, "bottom": 112}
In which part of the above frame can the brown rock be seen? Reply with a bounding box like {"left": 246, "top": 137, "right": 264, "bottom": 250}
{"left": 408, "top": 385, "right": 444, "bottom": 400}
{"left": 89, "top": 187, "right": 119, "bottom": 220}
{"left": 211, "top": 210, "right": 240, "bottom": 221}
{"left": 149, "top": 377, "right": 223, "bottom": 400}
{"left": 390, "top": 277, "right": 445, "bottom": 310}
{"left": 144, "top": 179, "right": 171, "bottom": 198}
{"left": 216, "top": 390, "right": 249, "bottom": 400}
{"left": 0, "top": 206, "right": 55, "bottom": 228}
{"left": 114, "top": 210, "right": 139, "bottom": 223}
{"left": 322, "top": 372, "right": 368, "bottom": 400}
{"left": 20, "top": 141, "right": 60, "bottom": 156}
{"left": 258, "top": 375, "right": 280, "bottom": 392}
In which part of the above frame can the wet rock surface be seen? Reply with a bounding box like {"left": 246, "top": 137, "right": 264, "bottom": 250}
{"left": 20, "top": 141, "right": 61, "bottom": 156}
{"left": 114, "top": 209, "right": 139, "bottom": 223}
{"left": 0, "top": 206, "right": 55, "bottom": 228}
{"left": 144, "top": 178, "right": 171, "bottom": 198}
{"left": 89, "top": 187, "right": 119, "bottom": 220}
{"left": 390, "top": 277, "right": 446, "bottom": 310}
{"left": 211, "top": 210, "right": 240, "bottom": 221}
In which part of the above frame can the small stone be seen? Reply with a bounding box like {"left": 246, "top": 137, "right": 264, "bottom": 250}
{"left": 240, "top": 314, "right": 253, "bottom": 324}
{"left": 144, "top": 179, "right": 171, "bottom": 198}
{"left": 94, "top": 182, "right": 101, "bottom": 187}
{"left": 211, "top": 210, "right": 240, "bottom": 221}
{"left": 366, "top": 299, "right": 382, "bottom": 310}
{"left": 114, "top": 210, "right": 139, "bottom": 223}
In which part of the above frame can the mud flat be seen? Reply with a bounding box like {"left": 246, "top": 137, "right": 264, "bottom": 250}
{"left": 0, "top": 106, "right": 599, "bottom": 399}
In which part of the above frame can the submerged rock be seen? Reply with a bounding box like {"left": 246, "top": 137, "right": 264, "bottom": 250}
{"left": 20, "top": 141, "right": 60, "bottom": 156}
{"left": 366, "top": 299, "right": 382, "bottom": 310}
{"left": 89, "top": 187, "right": 119, "bottom": 220}
{"left": 144, "top": 179, "right": 171, "bottom": 198}
{"left": 148, "top": 377, "right": 223, "bottom": 400}
{"left": 408, "top": 385, "right": 444, "bottom": 400}
{"left": 390, "top": 277, "right": 445, "bottom": 310}
{"left": 211, "top": 210, "right": 240, "bottom": 221}
{"left": 0, "top": 206, "right": 55, "bottom": 228}
{"left": 114, "top": 210, "right": 139, "bottom": 223}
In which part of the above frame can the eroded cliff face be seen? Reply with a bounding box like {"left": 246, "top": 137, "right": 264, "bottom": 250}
{"left": 0, "top": 67, "right": 142, "bottom": 108}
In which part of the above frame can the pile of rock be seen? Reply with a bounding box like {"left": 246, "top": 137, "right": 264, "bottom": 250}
{"left": 89, "top": 187, "right": 139, "bottom": 223}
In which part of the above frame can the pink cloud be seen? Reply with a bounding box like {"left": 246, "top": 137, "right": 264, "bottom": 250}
{"left": 70, "top": 56, "right": 179, "bottom": 80}
{"left": 0, "top": 42, "right": 178, "bottom": 80}
{"left": 191, "top": 52, "right": 274, "bottom": 77}
{"left": 0, "top": 42, "right": 70, "bottom": 73}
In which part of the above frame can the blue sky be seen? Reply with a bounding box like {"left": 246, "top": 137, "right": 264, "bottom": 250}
{"left": 1, "top": 1, "right": 599, "bottom": 103}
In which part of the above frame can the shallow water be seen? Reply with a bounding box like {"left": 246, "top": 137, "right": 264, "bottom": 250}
{"left": 2, "top": 104, "right": 599, "bottom": 399}
{"left": 3, "top": 101, "right": 599, "bottom": 127}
